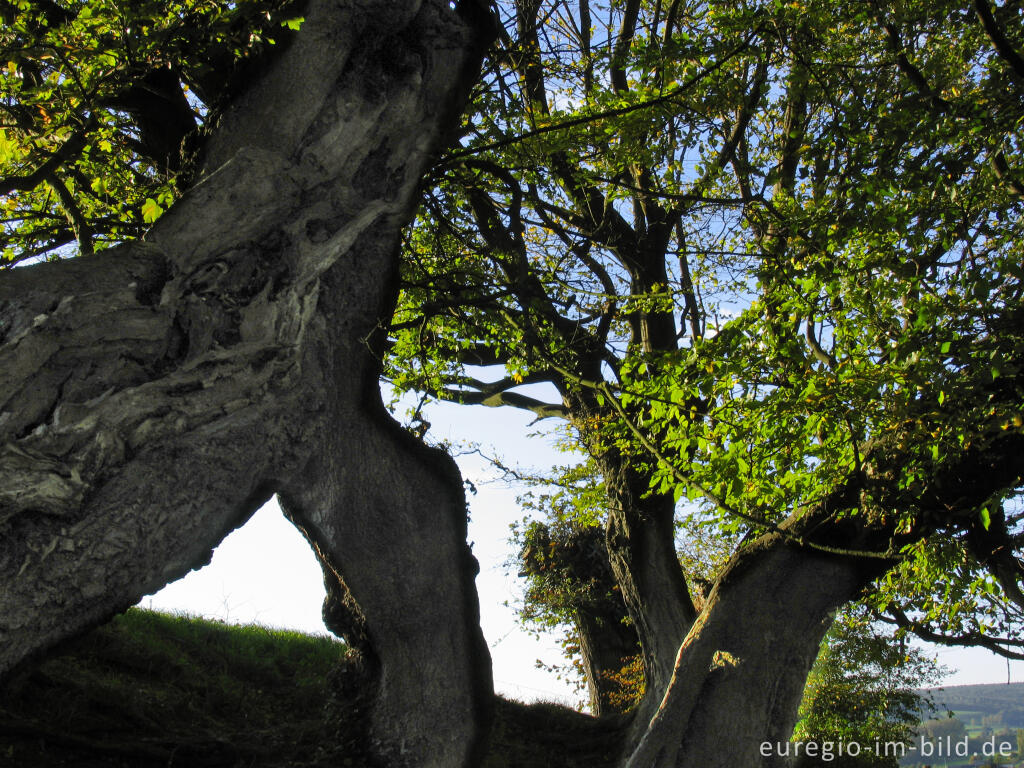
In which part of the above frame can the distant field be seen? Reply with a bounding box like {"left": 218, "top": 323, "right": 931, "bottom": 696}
{"left": 952, "top": 710, "right": 985, "bottom": 719}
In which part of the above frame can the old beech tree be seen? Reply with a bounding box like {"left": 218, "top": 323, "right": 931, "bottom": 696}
{"left": 0, "top": 0, "right": 494, "bottom": 765}
{"left": 2, "top": 0, "right": 1024, "bottom": 767}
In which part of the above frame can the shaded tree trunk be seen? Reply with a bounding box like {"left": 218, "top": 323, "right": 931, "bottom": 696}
{"left": 575, "top": 591, "right": 644, "bottom": 715}
{"left": 0, "top": 1, "right": 494, "bottom": 765}
{"left": 601, "top": 450, "right": 697, "bottom": 703}
{"left": 623, "top": 535, "right": 884, "bottom": 768}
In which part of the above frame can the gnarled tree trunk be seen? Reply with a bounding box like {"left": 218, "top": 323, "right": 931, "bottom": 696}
{"left": 623, "top": 535, "right": 883, "bottom": 768}
{"left": 601, "top": 450, "right": 697, "bottom": 702}
{"left": 0, "top": 1, "right": 494, "bottom": 765}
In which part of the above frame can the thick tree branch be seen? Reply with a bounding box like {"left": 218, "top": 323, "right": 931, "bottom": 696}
{"left": 388, "top": 287, "right": 518, "bottom": 332}
{"left": 974, "top": 0, "right": 1024, "bottom": 81}
{"left": 45, "top": 172, "right": 94, "bottom": 256}
{"left": 875, "top": 11, "right": 952, "bottom": 113}
{"left": 441, "top": 385, "right": 567, "bottom": 418}
{"left": 966, "top": 504, "right": 1024, "bottom": 613}
{"left": 717, "top": 55, "right": 769, "bottom": 171}
{"left": 610, "top": 0, "right": 641, "bottom": 93}
{"left": 878, "top": 604, "right": 1024, "bottom": 660}
{"left": 991, "top": 148, "right": 1024, "bottom": 201}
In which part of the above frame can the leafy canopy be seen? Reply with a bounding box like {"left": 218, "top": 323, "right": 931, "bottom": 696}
{"left": 1, "top": 0, "right": 298, "bottom": 264}
{"left": 387, "top": 0, "right": 1024, "bottom": 660}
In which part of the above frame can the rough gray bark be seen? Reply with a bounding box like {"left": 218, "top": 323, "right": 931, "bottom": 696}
{"left": 602, "top": 456, "right": 696, "bottom": 701}
{"left": 0, "top": 1, "right": 494, "bottom": 765}
{"left": 623, "top": 535, "right": 881, "bottom": 768}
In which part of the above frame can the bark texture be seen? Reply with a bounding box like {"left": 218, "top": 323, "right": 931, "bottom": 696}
{"left": 0, "top": 1, "right": 493, "bottom": 765}
{"left": 601, "top": 452, "right": 696, "bottom": 700}
{"left": 623, "top": 537, "right": 882, "bottom": 768}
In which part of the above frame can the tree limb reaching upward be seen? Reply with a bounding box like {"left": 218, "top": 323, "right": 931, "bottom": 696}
{"left": 1, "top": 2, "right": 495, "bottom": 766}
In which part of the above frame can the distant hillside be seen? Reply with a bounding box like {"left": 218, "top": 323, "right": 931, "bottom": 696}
{"left": 922, "top": 682, "right": 1024, "bottom": 728}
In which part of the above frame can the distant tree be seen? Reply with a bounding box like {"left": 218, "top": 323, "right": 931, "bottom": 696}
{"left": 513, "top": 514, "right": 641, "bottom": 713}
{"left": 920, "top": 715, "right": 968, "bottom": 741}
{"left": 793, "top": 608, "right": 947, "bottom": 767}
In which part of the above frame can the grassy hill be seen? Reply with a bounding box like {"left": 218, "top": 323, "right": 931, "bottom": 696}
{"left": 925, "top": 683, "right": 1024, "bottom": 729}
{"left": 0, "top": 609, "right": 623, "bottom": 768}
{"left": 7, "top": 614, "right": 1024, "bottom": 768}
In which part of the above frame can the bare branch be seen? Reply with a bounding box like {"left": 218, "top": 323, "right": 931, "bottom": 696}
{"left": 439, "top": 371, "right": 567, "bottom": 419}
{"left": 610, "top": 0, "right": 641, "bottom": 93}
{"left": 437, "top": 32, "right": 760, "bottom": 166}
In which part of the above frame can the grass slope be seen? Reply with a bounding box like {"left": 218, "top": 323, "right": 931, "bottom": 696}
{"left": 0, "top": 610, "right": 354, "bottom": 767}
{"left": 0, "top": 609, "right": 622, "bottom": 768}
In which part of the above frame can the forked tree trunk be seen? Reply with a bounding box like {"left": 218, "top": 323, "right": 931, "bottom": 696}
{"left": 623, "top": 534, "right": 883, "bottom": 768}
{"left": 0, "top": 1, "right": 494, "bottom": 765}
{"left": 565, "top": 390, "right": 698, "bottom": 713}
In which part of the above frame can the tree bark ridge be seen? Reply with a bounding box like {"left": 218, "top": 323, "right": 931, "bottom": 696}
{"left": 0, "top": 1, "right": 495, "bottom": 765}
{"left": 625, "top": 537, "right": 882, "bottom": 768}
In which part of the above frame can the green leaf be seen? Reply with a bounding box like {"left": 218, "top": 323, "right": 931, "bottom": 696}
{"left": 141, "top": 198, "right": 164, "bottom": 224}
{"left": 281, "top": 17, "right": 304, "bottom": 30}
{"left": 0, "top": 128, "right": 23, "bottom": 165}
{"left": 979, "top": 507, "right": 991, "bottom": 531}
